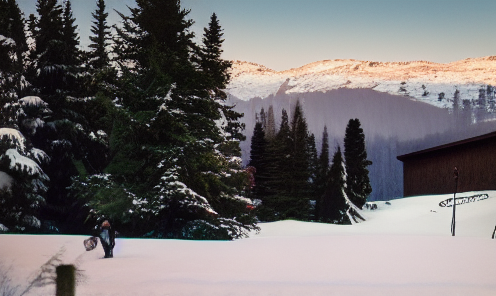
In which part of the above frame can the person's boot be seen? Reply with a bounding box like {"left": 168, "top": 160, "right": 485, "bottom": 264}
{"left": 110, "top": 249, "right": 113, "bottom": 258}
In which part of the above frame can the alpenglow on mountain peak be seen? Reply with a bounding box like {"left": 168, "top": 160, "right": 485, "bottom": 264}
{"left": 226, "top": 56, "right": 496, "bottom": 109}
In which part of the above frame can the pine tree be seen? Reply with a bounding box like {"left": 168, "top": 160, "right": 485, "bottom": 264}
{"left": 31, "top": 0, "right": 65, "bottom": 99}
{"left": 88, "top": 0, "right": 111, "bottom": 71}
{"left": 265, "top": 105, "right": 276, "bottom": 141}
{"left": 287, "top": 100, "right": 312, "bottom": 219}
{"left": 248, "top": 121, "right": 268, "bottom": 194}
{"left": 0, "top": 0, "right": 28, "bottom": 101}
{"left": 0, "top": 98, "right": 51, "bottom": 232}
{"left": 262, "top": 108, "right": 291, "bottom": 220}
{"left": 343, "top": 118, "right": 372, "bottom": 209}
{"left": 60, "top": 0, "right": 80, "bottom": 95}
{"left": 314, "top": 126, "right": 330, "bottom": 219}
{"left": 307, "top": 133, "right": 318, "bottom": 219}
{"left": 0, "top": 2, "right": 51, "bottom": 232}
{"left": 264, "top": 102, "right": 312, "bottom": 220}
{"left": 198, "top": 12, "right": 231, "bottom": 95}
{"left": 23, "top": 0, "right": 110, "bottom": 234}
{"left": 319, "top": 146, "right": 349, "bottom": 224}
{"left": 248, "top": 118, "right": 274, "bottom": 221}
{"left": 77, "top": 0, "right": 257, "bottom": 239}
{"left": 198, "top": 12, "right": 246, "bottom": 174}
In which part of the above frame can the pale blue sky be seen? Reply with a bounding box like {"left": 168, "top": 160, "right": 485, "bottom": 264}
{"left": 18, "top": 0, "right": 496, "bottom": 71}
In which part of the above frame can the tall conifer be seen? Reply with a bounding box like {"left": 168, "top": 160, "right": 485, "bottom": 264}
{"left": 320, "top": 146, "right": 349, "bottom": 224}
{"left": 287, "top": 100, "right": 311, "bottom": 219}
{"left": 88, "top": 0, "right": 111, "bottom": 70}
{"left": 265, "top": 105, "right": 276, "bottom": 141}
{"left": 314, "top": 126, "right": 330, "bottom": 219}
{"left": 32, "top": 0, "right": 64, "bottom": 98}
{"left": 80, "top": 0, "right": 257, "bottom": 239}
{"left": 343, "top": 118, "right": 372, "bottom": 209}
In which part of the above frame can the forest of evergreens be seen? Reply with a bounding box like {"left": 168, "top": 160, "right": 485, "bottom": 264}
{"left": 248, "top": 103, "right": 372, "bottom": 224}
{"left": 0, "top": 0, "right": 259, "bottom": 239}
{"left": 0, "top": 0, "right": 373, "bottom": 239}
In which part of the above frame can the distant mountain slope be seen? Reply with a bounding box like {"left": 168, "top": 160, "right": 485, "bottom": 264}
{"left": 225, "top": 57, "right": 496, "bottom": 201}
{"left": 227, "top": 56, "right": 496, "bottom": 108}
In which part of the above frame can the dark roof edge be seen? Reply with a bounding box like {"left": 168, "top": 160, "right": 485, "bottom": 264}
{"left": 397, "top": 131, "right": 496, "bottom": 161}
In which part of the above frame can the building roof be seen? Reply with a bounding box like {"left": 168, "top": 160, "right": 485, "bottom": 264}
{"left": 397, "top": 131, "right": 496, "bottom": 161}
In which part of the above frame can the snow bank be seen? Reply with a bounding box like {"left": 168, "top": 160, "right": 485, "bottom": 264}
{"left": 0, "top": 191, "right": 495, "bottom": 296}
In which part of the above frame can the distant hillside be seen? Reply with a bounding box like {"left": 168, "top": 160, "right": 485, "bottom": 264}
{"left": 227, "top": 57, "right": 496, "bottom": 108}
{"left": 225, "top": 57, "right": 496, "bottom": 201}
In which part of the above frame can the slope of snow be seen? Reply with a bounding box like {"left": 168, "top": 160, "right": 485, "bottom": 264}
{"left": 227, "top": 57, "right": 496, "bottom": 108}
{"left": 1, "top": 191, "right": 495, "bottom": 296}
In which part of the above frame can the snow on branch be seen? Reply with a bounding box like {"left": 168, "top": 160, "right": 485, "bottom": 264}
{"left": 0, "top": 128, "right": 26, "bottom": 152}
{"left": 0, "top": 34, "right": 15, "bottom": 46}
{"left": 343, "top": 188, "right": 367, "bottom": 224}
{"left": 4, "top": 149, "right": 48, "bottom": 178}
{"left": 30, "top": 148, "right": 50, "bottom": 164}
{"left": 20, "top": 96, "right": 48, "bottom": 108}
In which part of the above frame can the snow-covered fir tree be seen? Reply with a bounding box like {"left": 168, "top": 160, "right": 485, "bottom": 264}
{"left": 0, "top": 97, "right": 51, "bottom": 232}
{"left": 71, "top": 0, "right": 258, "bottom": 239}
{"left": 320, "top": 146, "right": 366, "bottom": 224}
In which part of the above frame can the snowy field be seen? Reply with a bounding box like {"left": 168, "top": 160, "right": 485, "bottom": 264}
{"left": 1, "top": 191, "right": 496, "bottom": 296}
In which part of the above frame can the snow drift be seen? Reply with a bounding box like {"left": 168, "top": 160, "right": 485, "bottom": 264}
{"left": 1, "top": 191, "right": 495, "bottom": 296}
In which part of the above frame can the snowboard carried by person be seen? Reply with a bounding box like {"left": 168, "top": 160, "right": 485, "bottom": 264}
{"left": 84, "top": 236, "right": 99, "bottom": 251}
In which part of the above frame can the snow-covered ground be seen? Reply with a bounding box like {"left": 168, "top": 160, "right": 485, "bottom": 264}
{"left": 1, "top": 191, "right": 496, "bottom": 296}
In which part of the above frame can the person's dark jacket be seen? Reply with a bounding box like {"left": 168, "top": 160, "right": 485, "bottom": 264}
{"left": 99, "top": 224, "right": 115, "bottom": 248}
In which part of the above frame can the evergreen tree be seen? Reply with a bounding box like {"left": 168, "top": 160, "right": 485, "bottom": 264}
{"left": 76, "top": 0, "right": 257, "bottom": 239}
{"left": 61, "top": 1, "right": 79, "bottom": 66}
{"left": 88, "top": 0, "right": 111, "bottom": 71}
{"left": 262, "top": 108, "right": 291, "bottom": 220}
{"left": 248, "top": 120, "right": 273, "bottom": 220}
{"left": 287, "top": 100, "right": 312, "bottom": 219}
{"left": 264, "top": 102, "right": 312, "bottom": 220}
{"left": 22, "top": 0, "right": 110, "bottom": 234}
{"left": 84, "top": 0, "right": 116, "bottom": 96}
{"left": 0, "top": 0, "right": 28, "bottom": 101}
{"left": 265, "top": 105, "right": 276, "bottom": 141}
{"left": 307, "top": 132, "right": 318, "bottom": 219}
{"left": 0, "top": 98, "right": 51, "bottom": 232}
{"left": 31, "top": 0, "right": 65, "bottom": 99}
{"left": 248, "top": 121, "right": 268, "bottom": 195}
{"left": 343, "top": 118, "right": 372, "bottom": 209}
{"left": 319, "top": 146, "right": 349, "bottom": 224}
{"left": 60, "top": 0, "right": 80, "bottom": 95}
{"left": 314, "top": 126, "right": 330, "bottom": 219}
{"left": 198, "top": 12, "right": 231, "bottom": 95}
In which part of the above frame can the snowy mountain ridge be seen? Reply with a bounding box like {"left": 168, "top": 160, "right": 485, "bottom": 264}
{"left": 226, "top": 56, "right": 496, "bottom": 108}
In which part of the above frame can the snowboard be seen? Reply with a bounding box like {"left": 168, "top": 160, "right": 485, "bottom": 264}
{"left": 84, "top": 236, "right": 99, "bottom": 251}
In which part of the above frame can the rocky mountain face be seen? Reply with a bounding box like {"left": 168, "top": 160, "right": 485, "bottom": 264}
{"left": 225, "top": 57, "right": 496, "bottom": 201}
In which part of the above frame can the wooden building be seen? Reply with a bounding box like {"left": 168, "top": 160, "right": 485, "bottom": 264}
{"left": 397, "top": 131, "right": 496, "bottom": 197}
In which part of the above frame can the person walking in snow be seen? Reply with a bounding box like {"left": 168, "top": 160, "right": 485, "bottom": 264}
{"left": 98, "top": 220, "right": 116, "bottom": 258}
